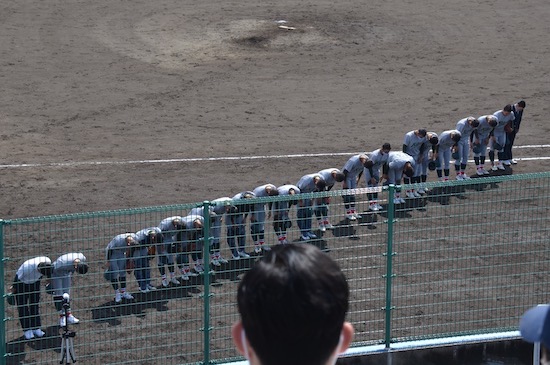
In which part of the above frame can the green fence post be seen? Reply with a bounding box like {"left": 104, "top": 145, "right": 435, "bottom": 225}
{"left": 1, "top": 220, "right": 6, "bottom": 365}
{"left": 384, "top": 185, "right": 395, "bottom": 348}
{"left": 201, "top": 202, "right": 212, "bottom": 365}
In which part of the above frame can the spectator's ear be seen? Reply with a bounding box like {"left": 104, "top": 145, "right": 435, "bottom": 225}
{"left": 231, "top": 321, "right": 247, "bottom": 357}
{"left": 337, "top": 322, "right": 355, "bottom": 355}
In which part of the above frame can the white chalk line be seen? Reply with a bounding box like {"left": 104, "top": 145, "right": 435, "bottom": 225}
{"left": 1, "top": 145, "right": 549, "bottom": 169}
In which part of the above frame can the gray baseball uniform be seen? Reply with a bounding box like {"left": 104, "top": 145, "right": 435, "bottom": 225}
{"left": 106, "top": 233, "right": 136, "bottom": 280}
{"left": 456, "top": 117, "right": 478, "bottom": 165}
{"left": 52, "top": 253, "right": 87, "bottom": 296}
{"left": 492, "top": 109, "right": 515, "bottom": 151}
{"left": 272, "top": 184, "right": 300, "bottom": 244}
{"left": 437, "top": 130, "right": 461, "bottom": 170}
{"left": 251, "top": 184, "right": 277, "bottom": 246}
{"left": 386, "top": 151, "right": 415, "bottom": 184}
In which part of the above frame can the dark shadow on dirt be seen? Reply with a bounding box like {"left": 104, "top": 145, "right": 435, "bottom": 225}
{"left": 211, "top": 257, "right": 256, "bottom": 282}
{"left": 91, "top": 293, "right": 171, "bottom": 326}
{"left": 378, "top": 206, "right": 413, "bottom": 219}
{"left": 427, "top": 187, "right": 451, "bottom": 205}
{"left": 356, "top": 211, "right": 378, "bottom": 229}
{"left": 5, "top": 338, "right": 26, "bottom": 365}
{"left": 331, "top": 220, "right": 357, "bottom": 237}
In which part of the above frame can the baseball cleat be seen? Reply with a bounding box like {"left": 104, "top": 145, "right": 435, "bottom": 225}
{"left": 345, "top": 211, "right": 356, "bottom": 220}
{"left": 238, "top": 251, "right": 250, "bottom": 258}
{"left": 24, "top": 330, "right": 35, "bottom": 340}
{"left": 121, "top": 291, "right": 134, "bottom": 300}
{"left": 323, "top": 221, "right": 334, "bottom": 229}
{"left": 306, "top": 232, "right": 317, "bottom": 239}
{"left": 216, "top": 255, "right": 229, "bottom": 264}
{"left": 32, "top": 328, "right": 45, "bottom": 338}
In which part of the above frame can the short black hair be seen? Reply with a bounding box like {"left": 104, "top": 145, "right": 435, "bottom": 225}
{"left": 403, "top": 164, "right": 414, "bottom": 177}
{"left": 38, "top": 262, "right": 53, "bottom": 278}
{"left": 382, "top": 143, "right": 391, "bottom": 150}
{"left": 503, "top": 104, "right": 512, "bottom": 112}
{"left": 237, "top": 244, "right": 349, "bottom": 365}
{"left": 76, "top": 262, "right": 89, "bottom": 275}
{"left": 363, "top": 160, "right": 374, "bottom": 168}
{"left": 333, "top": 171, "right": 345, "bottom": 182}
{"left": 429, "top": 136, "right": 439, "bottom": 145}
{"left": 518, "top": 100, "right": 526, "bottom": 108}
{"left": 417, "top": 129, "right": 427, "bottom": 137}
{"left": 451, "top": 132, "right": 462, "bottom": 142}
{"left": 315, "top": 178, "right": 327, "bottom": 192}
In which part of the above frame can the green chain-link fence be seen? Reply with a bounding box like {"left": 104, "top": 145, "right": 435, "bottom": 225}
{"left": 2, "top": 172, "right": 550, "bottom": 364}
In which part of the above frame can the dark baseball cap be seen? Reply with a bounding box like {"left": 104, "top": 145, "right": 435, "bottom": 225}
{"left": 520, "top": 304, "right": 550, "bottom": 347}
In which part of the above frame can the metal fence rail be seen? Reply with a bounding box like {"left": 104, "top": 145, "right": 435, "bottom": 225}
{"left": 2, "top": 172, "right": 550, "bottom": 364}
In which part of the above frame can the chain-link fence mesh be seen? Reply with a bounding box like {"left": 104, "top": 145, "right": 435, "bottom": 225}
{"left": 2, "top": 172, "right": 549, "bottom": 364}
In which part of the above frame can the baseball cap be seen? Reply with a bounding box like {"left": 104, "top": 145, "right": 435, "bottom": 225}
{"left": 519, "top": 304, "right": 550, "bottom": 347}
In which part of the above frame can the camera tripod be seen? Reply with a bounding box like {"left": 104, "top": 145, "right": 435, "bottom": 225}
{"left": 59, "top": 328, "right": 76, "bottom": 364}
{"left": 59, "top": 300, "right": 76, "bottom": 364}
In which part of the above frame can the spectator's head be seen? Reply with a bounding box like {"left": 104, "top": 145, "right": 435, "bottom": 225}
{"left": 520, "top": 304, "right": 550, "bottom": 364}
{"left": 232, "top": 244, "right": 354, "bottom": 365}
